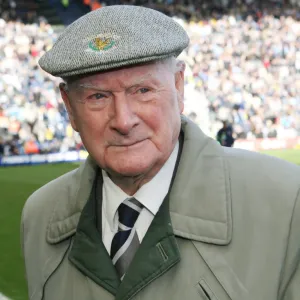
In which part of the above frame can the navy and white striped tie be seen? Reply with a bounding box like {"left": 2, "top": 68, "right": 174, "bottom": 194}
{"left": 110, "top": 197, "right": 143, "bottom": 278}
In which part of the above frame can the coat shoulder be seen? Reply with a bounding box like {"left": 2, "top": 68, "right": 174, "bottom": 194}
{"left": 222, "top": 147, "right": 300, "bottom": 298}
{"left": 223, "top": 147, "right": 300, "bottom": 187}
{"left": 22, "top": 168, "right": 78, "bottom": 224}
{"left": 221, "top": 146, "right": 300, "bottom": 221}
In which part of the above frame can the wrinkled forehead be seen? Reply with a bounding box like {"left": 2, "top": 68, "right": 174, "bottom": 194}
{"left": 65, "top": 60, "right": 172, "bottom": 90}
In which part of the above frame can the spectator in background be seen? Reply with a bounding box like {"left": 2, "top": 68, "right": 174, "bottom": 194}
{"left": 216, "top": 120, "right": 235, "bottom": 147}
{"left": 9, "top": 134, "right": 21, "bottom": 155}
{"left": 0, "top": 0, "right": 16, "bottom": 21}
{"left": 62, "top": 0, "right": 69, "bottom": 9}
{"left": 24, "top": 137, "right": 39, "bottom": 155}
{"left": 0, "top": 17, "right": 84, "bottom": 156}
{"left": 0, "top": 137, "right": 4, "bottom": 156}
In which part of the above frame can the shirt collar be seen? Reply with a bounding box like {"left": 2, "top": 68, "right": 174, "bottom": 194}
{"left": 102, "top": 141, "right": 179, "bottom": 231}
{"left": 102, "top": 170, "right": 128, "bottom": 231}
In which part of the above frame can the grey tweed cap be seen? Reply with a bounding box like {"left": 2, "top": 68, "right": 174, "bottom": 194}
{"left": 39, "top": 5, "right": 190, "bottom": 78}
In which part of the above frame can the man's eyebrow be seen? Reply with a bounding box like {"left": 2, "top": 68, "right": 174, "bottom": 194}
{"left": 75, "top": 83, "right": 106, "bottom": 91}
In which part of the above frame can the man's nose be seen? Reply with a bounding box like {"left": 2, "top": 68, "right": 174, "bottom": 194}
{"left": 109, "top": 94, "right": 139, "bottom": 135}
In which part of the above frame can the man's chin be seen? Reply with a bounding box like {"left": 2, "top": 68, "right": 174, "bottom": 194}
{"left": 103, "top": 155, "right": 157, "bottom": 178}
{"left": 106, "top": 164, "right": 151, "bottom": 178}
{"left": 103, "top": 146, "right": 158, "bottom": 177}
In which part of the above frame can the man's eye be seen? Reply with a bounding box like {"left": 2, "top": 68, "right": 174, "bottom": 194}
{"left": 86, "top": 93, "right": 106, "bottom": 101}
{"left": 90, "top": 93, "right": 106, "bottom": 100}
{"left": 137, "top": 88, "right": 150, "bottom": 94}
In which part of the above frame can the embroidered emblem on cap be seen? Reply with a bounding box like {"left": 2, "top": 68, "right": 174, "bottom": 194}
{"left": 88, "top": 36, "right": 115, "bottom": 51}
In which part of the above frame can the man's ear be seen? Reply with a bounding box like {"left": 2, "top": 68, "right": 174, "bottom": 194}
{"left": 59, "top": 83, "right": 79, "bottom": 132}
{"left": 175, "top": 62, "right": 185, "bottom": 113}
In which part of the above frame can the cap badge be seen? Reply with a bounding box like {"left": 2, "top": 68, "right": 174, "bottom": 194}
{"left": 88, "top": 37, "right": 115, "bottom": 51}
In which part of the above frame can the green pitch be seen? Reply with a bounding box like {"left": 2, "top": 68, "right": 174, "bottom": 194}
{"left": 0, "top": 149, "right": 299, "bottom": 299}
{"left": 0, "top": 163, "right": 77, "bottom": 300}
{"left": 261, "top": 149, "right": 300, "bottom": 165}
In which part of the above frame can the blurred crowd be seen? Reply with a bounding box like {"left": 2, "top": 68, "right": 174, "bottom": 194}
{"left": 180, "top": 10, "right": 300, "bottom": 140}
{"left": 0, "top": 1, "right": 299, "bottom": 156}
{"left": 0, "top": 19, "right": 83, "bottom": 156}
{"left": 0, "top": 0, "right": 16, "bottom": 21}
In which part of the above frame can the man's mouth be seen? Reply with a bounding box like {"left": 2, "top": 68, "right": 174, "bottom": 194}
{"left": 111, "top": 139, "right": 147, "bottom": 147}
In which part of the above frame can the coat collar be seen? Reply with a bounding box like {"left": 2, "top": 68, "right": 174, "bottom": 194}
{"left": 46, "top": 116, "right": 232, "bottom": 245}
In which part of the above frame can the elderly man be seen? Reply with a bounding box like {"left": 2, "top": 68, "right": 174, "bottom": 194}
{"left": 21, "top": 5, "right": 300, "bottom": 300}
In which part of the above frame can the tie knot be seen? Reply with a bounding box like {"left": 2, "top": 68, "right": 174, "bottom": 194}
{"left": 118, "top": 198, "right": 143, "bottom": 229}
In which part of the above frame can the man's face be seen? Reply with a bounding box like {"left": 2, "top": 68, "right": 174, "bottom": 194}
{"left": 61, "top": 60, "right": 185, "bottom": 178}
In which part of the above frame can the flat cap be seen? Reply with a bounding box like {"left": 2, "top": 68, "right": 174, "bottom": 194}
{"left": 39, "top": 5, "right": 190, "bottom": 78}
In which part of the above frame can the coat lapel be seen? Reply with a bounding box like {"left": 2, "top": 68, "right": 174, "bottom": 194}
{"left": 68, "top": 169, "right": 121, "bottom": 295}
{"left": 170, "top": 117, "right": 232, "bottom": 244}
{"left": 46, "top": 155, "right": 97, "bottom": 244}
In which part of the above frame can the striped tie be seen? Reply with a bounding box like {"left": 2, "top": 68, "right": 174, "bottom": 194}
{"left": 110, "top": 197, "right": 143, "bottom": 278}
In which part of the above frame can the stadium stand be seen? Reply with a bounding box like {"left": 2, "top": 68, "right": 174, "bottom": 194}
{"left": 0, "top": 0, "right": 299, "bottom": 159}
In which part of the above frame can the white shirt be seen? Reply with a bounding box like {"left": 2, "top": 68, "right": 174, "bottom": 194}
{"left": 102, "top": 141, "right": 179, "bottom": 254}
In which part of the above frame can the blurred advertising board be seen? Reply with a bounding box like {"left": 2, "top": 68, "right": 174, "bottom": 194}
{"left": 234, "top": 137, "right": 300, "bottom": 151}
{"left": 0, "top": 150, "right": 89, "bottom": 166}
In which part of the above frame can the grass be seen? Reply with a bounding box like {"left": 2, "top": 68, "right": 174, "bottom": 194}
{"left": 261, "top": 149, "right": 300, "bottom": 165}
{"left": 0, "top": 163, "right": 78, "bottom": 300}
{"left": 0, "top": 149, "right": 299, "bottom": 299}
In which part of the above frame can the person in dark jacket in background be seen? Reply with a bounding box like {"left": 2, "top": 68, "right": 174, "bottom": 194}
{"left": 216, "top": 120, "right": 235, "bottom": 147}
{"left": 0, "top": 137, "right": 4, "bottom": 156}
